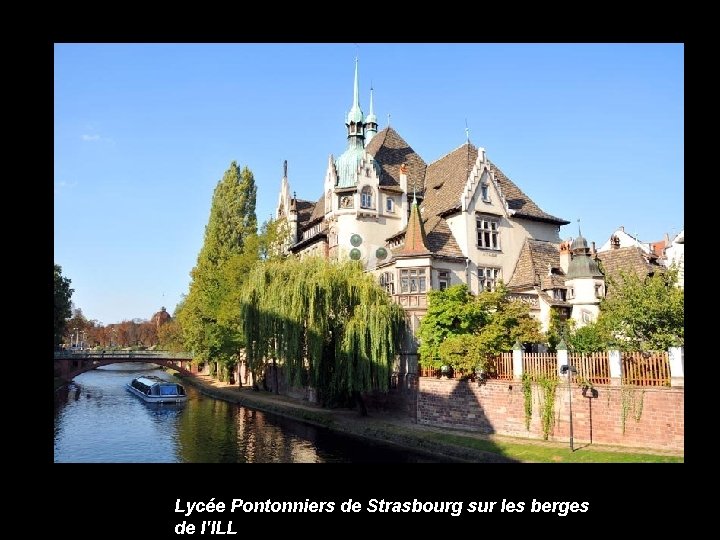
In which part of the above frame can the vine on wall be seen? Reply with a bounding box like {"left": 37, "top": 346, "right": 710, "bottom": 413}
{"left": 522, "top": 372, "right": 533, "bottom": 430}
{"left": 620, "top": 385, "right": 645, "bottom": 434}
{"left": 538, "top": 376, "right": 558, "bottom": 440}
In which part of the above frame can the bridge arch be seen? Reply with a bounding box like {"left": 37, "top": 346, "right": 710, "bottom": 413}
{"left": 54, "top": 355, "right": 196, "bottom": 381}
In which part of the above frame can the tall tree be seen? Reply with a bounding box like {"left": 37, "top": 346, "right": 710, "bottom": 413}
{"left": 596, "top": 267, "right": 684, "bottom": 351}
{"left": 178, "top": 162, "right": 258, "bottom": 374}
{"left": 240, "top": 257, "right": 406, "bottom": 413}
{"left": 54, "top": 264, "right": 74, "bottom": 349}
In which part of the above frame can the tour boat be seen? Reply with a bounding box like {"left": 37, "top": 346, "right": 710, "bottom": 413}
{"left": 126, "top": 375, "right": 187, "bottom": 403}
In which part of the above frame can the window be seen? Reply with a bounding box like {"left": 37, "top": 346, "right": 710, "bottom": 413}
{"left": 595, "top": 284, "right": 604, "bottom": 298}
{"left": 380, "top": 272, "right": 395, "bottom": 294}
{"left": 568, "top": 288, "right": 574, "bottom": 299}
{"left": 400, "top": 268, "right": 427, "bottom": 293}
{"left": 386, "top": 196, "right": 394, "bottom": 213}
{"left": 480, "top": 183, "right": 490, "bottom": 202}
{"left": 478, "top": 267, "right": 500, "bottom": 292}
{"left": 476, "top": 216, "right": 500, "bottom": 250}
{"left": 438, "top": 270, "right": 450, "bottom": 291}
{"left": 361, "top": 186, "right": 374, "bottom": 209}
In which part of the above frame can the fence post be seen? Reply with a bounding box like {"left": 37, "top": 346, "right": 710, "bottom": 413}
{"left": 512, "top": 339, "right": 523, "bottom": 380}
{"left": 608, "top": 349, "right": 622, "bottom": 385}
{"left": 556, "top": 339, "right": 568, "bottom": 378}
{"left": 668, "top": 346, "right": 684, "bottom": 387}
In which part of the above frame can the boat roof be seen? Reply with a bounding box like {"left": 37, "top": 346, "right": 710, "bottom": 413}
{"left": 133, "top": 376, "right": 181, "bottom": 386}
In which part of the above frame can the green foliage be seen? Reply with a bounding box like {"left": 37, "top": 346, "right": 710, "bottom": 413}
{"left": 538, "top": 376, "right": 558, "bottom": 440}
{"left": 418, "top": 283, "right": 543, "bottom": 372}
{"left": 54, "top": 264, "right": 74, "bottom": 348}
{"left": 240, "top": 257, "right": 406, "bottom": 407}
{"left": 546, "top": 309, "right": 574, "bottom": 352}
{"left": 522, "top": 372, "right": 533, "bottom": 431}
{"left": 597, "top": 267, "right": 684, "bottom": 351}
{"left": 178, "top": 162, "right": 258, "bottom": 367}
{"left": 417, "top": 285, "right": 486, "bottom": 368}
{"left": 567, "top": 322, "right": 605, "bottom": 353}
{"left": 620, "top": 386, "right": 645, "bottom": 434}
{"left": 157, "top": 319, "right": 186, "bottom": 352}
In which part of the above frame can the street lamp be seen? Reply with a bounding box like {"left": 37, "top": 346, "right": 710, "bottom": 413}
{"left": 560, "top": 352, "right": 577, "bottom": 452}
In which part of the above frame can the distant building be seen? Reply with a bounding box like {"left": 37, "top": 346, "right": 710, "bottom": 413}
{"left": 150, "top": 306, "right": 171, "bottom": 330}
{"left": 663, "top": 229, "right": 684, "bottom": 288}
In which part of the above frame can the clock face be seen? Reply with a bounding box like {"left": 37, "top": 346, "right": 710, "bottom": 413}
{"left": 349, "top": 248, "right": 362, "bottom": 260}
{"left": 350, "top": 234, "right": 362, "bottom": 247}
{"left": 376, "top": 247, "right": 388, "bottom": 260}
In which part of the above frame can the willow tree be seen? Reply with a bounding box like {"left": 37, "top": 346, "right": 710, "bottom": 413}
{"left": 178, "top": 162, "right": 257, "bottom": 377}
{"left": 240, "top": 257, "right": 406, "bottom": 413}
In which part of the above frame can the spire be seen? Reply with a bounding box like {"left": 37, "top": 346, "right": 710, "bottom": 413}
{"left": 346, "top": 57, "right": 363, "bottom": 125}
{"left": 398, "top": 199, "right": 430, "bottom": 256}
{"left": 337, "top": 58, "right": 366, "bottom": 187}
{"left": 365, "top": 85, "right": 378, "bottom": 144}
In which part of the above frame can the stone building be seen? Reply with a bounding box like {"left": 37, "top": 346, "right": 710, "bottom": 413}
{"left": 276, "top": 60, "right": 579, "bottom": 341}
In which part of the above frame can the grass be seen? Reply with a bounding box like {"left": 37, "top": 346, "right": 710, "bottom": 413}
{"left": 425, "top": 432, "right": 684, "bottom": 463}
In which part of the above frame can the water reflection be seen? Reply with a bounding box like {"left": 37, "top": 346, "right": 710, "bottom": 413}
{"left": 54, "top": 364, "right": 441, "bottom": 463}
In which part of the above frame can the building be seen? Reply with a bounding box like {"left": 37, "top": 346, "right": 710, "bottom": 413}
{"left": 277, "top": 60, "right": 578, "bottom": 341}
{"left": 663, "top": 229, "right": 684, "bottom": 288}
{"left": 150, "top": 306, "right": 171, "bottom": 330}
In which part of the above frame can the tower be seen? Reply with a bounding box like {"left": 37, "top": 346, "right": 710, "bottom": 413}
{"left": 565, "top": 229, "right": 605, "bottom": 327}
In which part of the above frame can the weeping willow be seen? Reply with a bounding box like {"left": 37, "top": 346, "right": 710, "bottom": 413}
{"left": 240, "top": 257, "right": 406, "bottom": 407}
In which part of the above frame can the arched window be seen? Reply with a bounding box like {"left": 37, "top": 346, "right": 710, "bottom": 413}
{"left": 360, "top": 186, "right": 374, "bottom": 209}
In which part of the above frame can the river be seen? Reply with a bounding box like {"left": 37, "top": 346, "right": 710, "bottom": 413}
{"left": 54, "top": 363, "right": 440, "bottom": 463}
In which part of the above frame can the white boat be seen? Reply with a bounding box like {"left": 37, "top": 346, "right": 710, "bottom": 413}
{"left": 127, "top": 375, "right": 187, "bottom": 403}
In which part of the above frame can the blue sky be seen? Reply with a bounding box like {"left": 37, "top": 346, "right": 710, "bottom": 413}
{"left": 54, "top": 43, "right": 684, "bottom": 325}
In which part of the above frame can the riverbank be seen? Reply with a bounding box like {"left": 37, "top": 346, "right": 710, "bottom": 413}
{"left": 179, "top": 373, "right": 684, "bottom": 463}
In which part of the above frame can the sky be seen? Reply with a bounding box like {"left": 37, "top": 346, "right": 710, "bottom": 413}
{"left": 54, "top": 43, "right": 684, "bottom": 326}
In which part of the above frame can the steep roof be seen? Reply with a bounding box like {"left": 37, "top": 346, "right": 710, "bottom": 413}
{"left": 396, "top": 201, "right": 430, "bottom": 256}
{"left": 307, "top": 193, "right": 326, "bottom": 223}
{"left": 596, "top": 247, "right": 664, "bottom": 284}
{"left": 424, "top": 217, "right": 465, "bottom": 259}
{"left": 507, "top": 239, "right": 564, "bottom": 290}
{"left": 421, "top": 143, "right": 568, "bottom": 226}
{"left": 295, "top": 199, "right": 316, "bottom": 227}
{"left": 488, "top": 160, "right": 569, "bottom": 225}
{"left": 423, "top": 143, "right": 476, "bottom": 219}
{"left": 365, "top": 127, "right": 426, "bottom": 193}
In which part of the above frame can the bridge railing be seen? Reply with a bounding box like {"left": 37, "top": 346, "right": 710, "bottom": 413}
{"left": 54, "top": 350, "right": 193, "bottom": 360}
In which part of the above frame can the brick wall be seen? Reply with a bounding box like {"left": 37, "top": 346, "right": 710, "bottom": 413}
{"left": 418, "top": 378, "right": 683, "bottom": 451}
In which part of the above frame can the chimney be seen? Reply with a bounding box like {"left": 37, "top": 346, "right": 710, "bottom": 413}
{"left": 591, "top": 241, "right": 597, "bottom": 257}
{"left": 559, "top": 241, "right": 571, "bottom": 274}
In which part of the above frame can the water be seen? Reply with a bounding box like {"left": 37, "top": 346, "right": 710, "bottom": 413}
{"left": 54, "top": 363, "right": 440, "bottom": 463}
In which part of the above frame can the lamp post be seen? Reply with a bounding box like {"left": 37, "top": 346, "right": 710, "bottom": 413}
{"left": 558, "top": 339, "right": 576, "bottom": 452}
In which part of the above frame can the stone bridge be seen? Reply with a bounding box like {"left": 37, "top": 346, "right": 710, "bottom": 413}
{"left": 53, "top": 351, "right": 198, "bottom": 381}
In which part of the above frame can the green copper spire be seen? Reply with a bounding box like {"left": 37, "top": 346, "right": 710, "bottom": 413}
{"left": 337, "top": 58, "right": 366, "bottom": 187}
{"left": 347, "top": 57, "right": 364, "bottom": 124}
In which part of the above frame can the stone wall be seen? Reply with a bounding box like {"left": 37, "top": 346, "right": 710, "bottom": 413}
{"left": 418, "top": 377, "right": 683, "bottom": 451}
